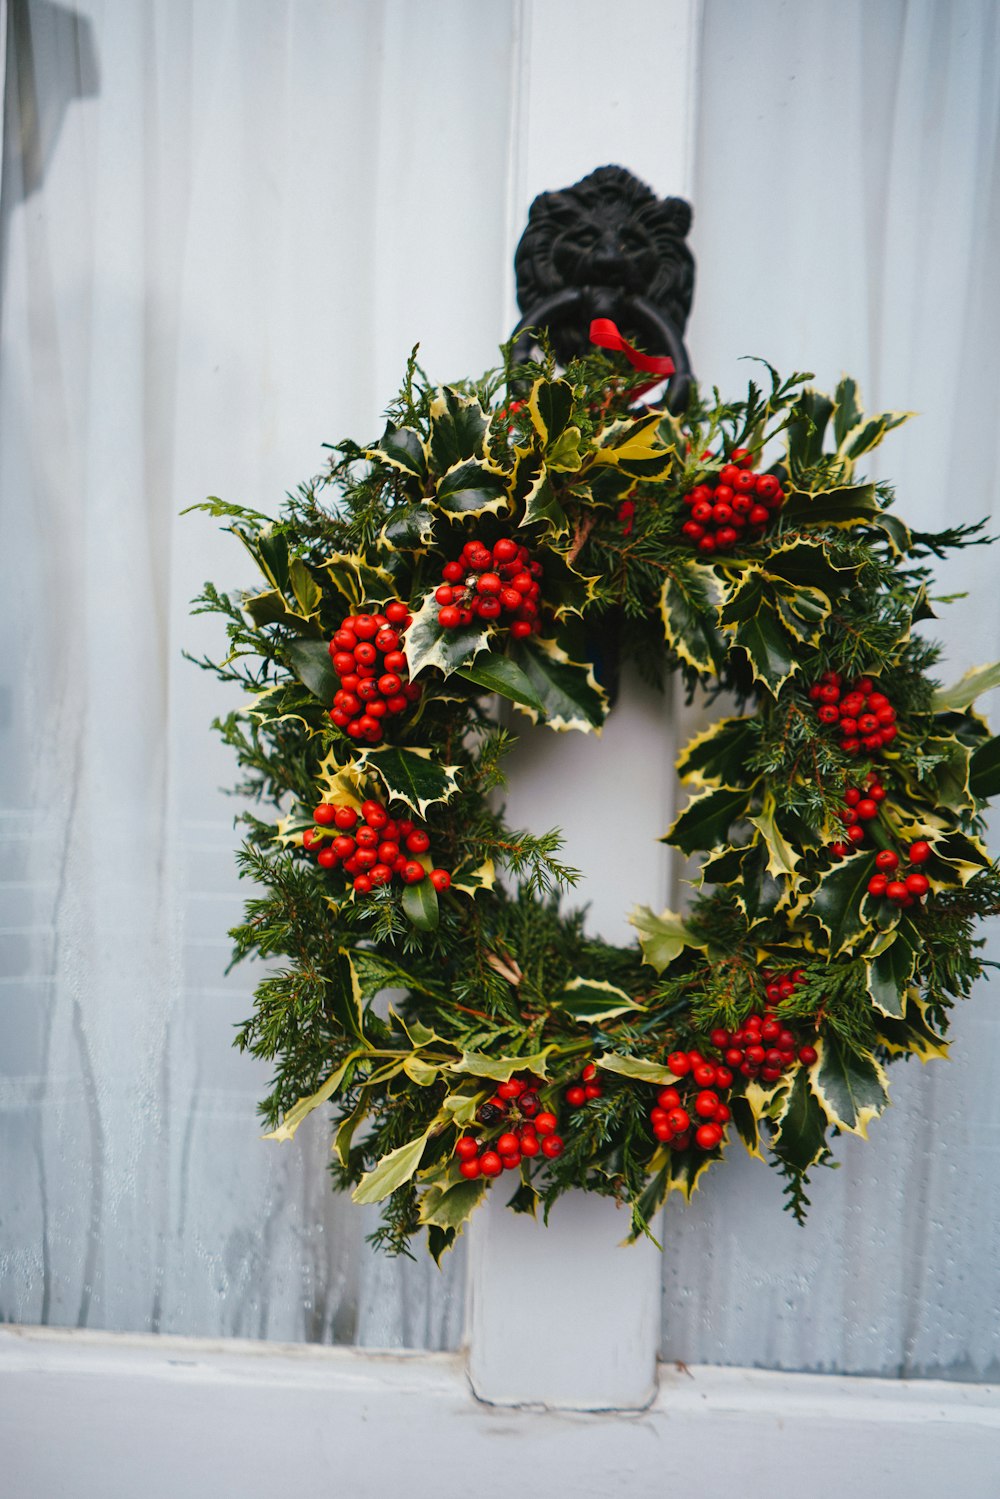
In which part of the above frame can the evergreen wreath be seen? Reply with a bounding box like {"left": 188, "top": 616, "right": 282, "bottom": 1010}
{"left": 190, "top": 327, "right": 1000, "bottom": 1258}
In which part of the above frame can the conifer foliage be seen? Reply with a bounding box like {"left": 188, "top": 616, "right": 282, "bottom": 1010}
{"left": 190, "top": 341, "right": 1000, "bottom": 1257}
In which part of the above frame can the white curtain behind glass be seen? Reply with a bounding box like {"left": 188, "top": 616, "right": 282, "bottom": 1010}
{"left": 660, "top": 0, "right": 1000, "bottom": 1381}
{"left": 2, "top": 0, "right": 998, "bottom": 1382}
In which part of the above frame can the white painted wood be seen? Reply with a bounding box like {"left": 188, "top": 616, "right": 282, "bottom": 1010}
{"left": 466, "top": 1184, "right": 661, "bottom": 1409}
{"left": 3, "top": 1327, "right": 998, "bottom": 1499}
{"left": 467, "top": 0, "right": 704, "bottom": 1409}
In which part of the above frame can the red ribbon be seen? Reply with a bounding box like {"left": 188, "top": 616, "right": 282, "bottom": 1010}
{"left": 589, "top": 318, "right": 675, "bottom": 385}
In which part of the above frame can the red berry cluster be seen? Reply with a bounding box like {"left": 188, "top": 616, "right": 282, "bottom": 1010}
{"left": 710, "top": 972, "right": 817, "bottom": 1084}
{"left": 435, "top": 537, "right": 543, "bottom": 639}
{"left": 867, "top": 840, "right": 931, "bottom": 907}
{"left": 649, "top": 1049, "right": 734, "bottom": 1152}
{"left": 304, "top": 798, "right": 451, "bottom": 896}
{"left": 455, "top": 1077, "right": 562, "bottom": 1177}
{"left": 809, "top": 672, "right": 898, "bottom": 757}
{"left": 564, "top": 1061, "right": 604, "bottom": 1108}
{"left": 828, "top": 771, "right": 887, "bottom": 858}
{"left": 328, "top": 602, "right": 421, "bottom": 745}
{"left": 680, "top": 449, "right": 785, "bottom": 556}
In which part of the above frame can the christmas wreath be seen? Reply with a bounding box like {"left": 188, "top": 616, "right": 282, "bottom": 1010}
{"left": 191, "top": 327, "right": 1000, "bottom": 1258}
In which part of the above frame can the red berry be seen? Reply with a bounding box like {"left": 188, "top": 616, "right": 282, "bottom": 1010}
{"left": 658, "top": 1087, "right": 682, "bottom": 1110}
{"left": 369, "top": 863, "right": 393, "bottom": 886}
{"left": 332, "top": 836, "right": 355, "bottom": 859}
{"left": 406, "top": 830, "right": 430, "bottom": 854}
{"left": 693, "top": 1063, "right": 716, "bottom": 1087}
{"left": 378, "top": 673, "right": 402, "bottom": 697}
{"left": 565, "top": 1085, "right": 586, "bottom": 1107}
{"left": 855, "top": 799, "right": 878, "bottom": 821}
{"left": 355, "top": 827, "right": 379, "bottom": 849}
{"left": 430, "top": 869, "right": 451, "bottom": 892}
{"left": 909, "top": 841, "right": 931, "bottom": 864}
{"left": 709, "top": 1028, "right": 730, "bottom": 1050}
{"left": 667, "top": 1051, "right": 691, "bottom": 1076}
{"left": 847, "top": 825, "right": 866, "bottom": 845}
{"left": 496, "top": 1133, "right": 519, "bottom": 1156}
{"left": 438, "top": 605, "right": 461, "bottom": 628}
{"left": 798, "top": 1045, "right": 818, "bottom": 1066}
{"left": 377, "top": 842, "right": 400, "bottom": 866}
{"left": 479, "top": 1151, "right": 503, "bottom": 1177}
{"left": 385, "top": 600, "right": 409, "bottom": 624}
{"left": 354, "top": 849, "right": 377, "bottom": 871}
{"left": 830, "top": 842, "right": 849, "bottom": 859}
{"left": 695, "top": 1123, "right": 723, "bottom": 1150}
{"left": 868, "top": 874, "right": 888, "bottom": 896}
{"left": 584, "top": 1083, "right": 602, "bottom": 1100}
{"left": 402, "top": 862, "right": 425, "bottom": 885}
{"left": 875, "top": 849, "right": 900, "bottom": 871}
{"left": 497, "top": 1080, "right": 523, "bottom": 1101}
{"left": 519, "top": 1134, "right": 540, "bottom": 1157}
{"left": 844, "top": 787, "right": 861, "bottom": 806}
{"left": 317, "top": 849, "right": 338, "bottom": 870}
{"left": 455, "top": 1136, "right": 479, "bottom": 1161}
{"left": 541, "top": 1135, "right": 564, "bottom": 1159}
{"left": 695, "top": 1090, "right": 720, "bottom": 1118}
{"left": 905, "top": 872, "right": 929, "bottom": 896}
{"left": 535, "top": 1112, "right": 558, "bottom": 1136}
{"left": 886, "top": 881, "right": 909, "bottom": 903}
{"left": 582, "top": 1062, "right": 597, "bottom": 1082}
{"left": 353, "top": 875, "right": 372, "bottom": 893}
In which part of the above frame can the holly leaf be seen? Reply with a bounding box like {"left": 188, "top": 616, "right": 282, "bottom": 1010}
{"left": 675, "top": 716, "right": 757, "bottom": 788}
{"left": 356, "top": 746, "right": 461, "bottom": 818}
{"left": 435, "top": 459, "right": 509, "bottom": 518}
{"left": 449, "top": 1048, "right": 554, "bottom": 1082}
{"left": 748, "top": 799, "right": 800, "bottom": 879}
{"left": 526, "top": 377, "right": 573, "bottom": 446}
{"left": 288, "top": 557, "right": 322, "bottom": 616}
{"left": 402, "top": 873, "right": 440, "bottom": 932}
{"left": 832, "top": 377, "right": 863, "bottom": 449}
{"left": 729, "top": 1094, "right": 763, "bottom": 1160}
{"left": 591, "top": 412, "right": 675, "bottom": 479}
{"left": 449, "top": 857, "right": 496, "bottom": 897}
{"left": 456, "top": 652, "right": 545, "bottom": 714}
{"left": 970, "top": 733, "right": 1000, "bottom": 800}
{"left": 806, "top": 850, "right": 878, "bottom": 955}
{"left": 366, "top": 422, "right": 429, "bottom": 483}
{"left": 352, "top": 1122, "right": 438, "bottom": 1205}
{"left": 553, "top": 978, "right": 642, "bottom": 1022}
{"left": 380, "top": 504, "right": 437, "bottom": 552}
{"left": 541, "top": 547, "right": 600, "bottom": 621}
{"left": 262, "top": 1050, "right": 360, "bottom": 1143}
{"left": 664, "top": 786, "right": 751, "bottom": 857}
{"left": 660, "top": 563, "right": 725, "bottom": 674}
{"left": 735, "top": 844, "right": 786, "bottom": 925}
{"left": 785, "top": 389, "right": 835, "bottom": 472}
{"left": 596, "top": 1053, "right": 683, "bottom": 1086}
{"left": 810, "top": 1033, "right": 889, "bottom": 1137}
{"left": 865, "top": 930, "right": 916, "bottom": 1019}
{"left": 429, "top": 387, "right": 489, "bottom": 471}
{"left": 419, "top": 1178, "right": 487, "bottom": 1231}
{"left": 718, "top": 572, "right": 797, "bottom": 694}
{"left": 509, "top": 632, "right": 608, "bottom": 733}
{"left": 837, "top": 410, "right": 911, "bottom": 460}
{"left": 244, "top": 588, "right": 322, "bottom": 636}
{"left": 629, "top": 905, "right": 708, "bottom": 973}
{"left": 770, "top": 1067, "right": 829, "bottom": 1172}
{"left": 779, "top": 483, "right": 881, "bottom": 529}
{"left": 284, "top": 638, "right": 337, "bottom": 704}
{"left": 329, "top": 948, "right": 366, "bottom": 1041}
{"left": 403, "top": 589, "right": 491, "bottom": 679}
{"left": 518, "top": 466, "right": 569, "bottom": 536}
{"left": 930, "top": 661, "right": 1000, "bottom": 713}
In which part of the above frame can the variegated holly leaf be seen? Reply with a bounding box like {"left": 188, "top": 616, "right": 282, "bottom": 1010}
{"left": 526, "top": 377, "right": 573, "bottom": 447}
{"left": 456, "top": 652, "right": 545, "bottom": 714}
{"left": 435, "top": 459, "right": 509, "bottom": 517}
{"left": 927, "top": 830, "right": 992, "bottom": 886}
{"left": 660, "top": 563, "right": 726, "bottom": 674}
{"left": 429, "top": 387, "right": 489, "bottom": 471}
{"left": 969, "top": 733, "right": 1000, "bottom": 800}
{"left": 509, "top": 632, "right": 608, "bottom": 733}
{"left": 355, "top": 746, "right": 461, "bottom": 817}
{"left": 366, "top": 422, "right": 429, "bottom": 484}
{"left": 352, "top": 1119, "right": 441, "bottom": 1205}
{"left": 541, "top": 547, "right": 600, "bottom": 620}
{"left": 263, "top": 1049, "right": 361, "bottom": 1143}
{"left": 518, "top": 465, "right": 569, "bottom": 535}
{"left": 329, "top": 947, "right": 367, "bottom": 1042}
{"left": 729, "top": 1094, "right": 764, "bottom": 1160}
{"left": 591, "top": 411, "right": 675, "bottom": 479}
{"left": 779, "top": 482, "right": 881, "bottom": 529}
{"left": 630, "top": 906, "right": 708, "bottom": 973}
{"left": 810, "top": 1033, "right": 889, "bottom": 1137}
{"left": 930, "top": 661, "right": 1000, "bottom": 713}
{"left": 873, "top": 994, "right": 950, "bottom": 1063}
{"left": 596, "top": 1053, "right": 684, "bottom": 1086}
{"left": 448, "top": 1048, "right": 554, "bottom": 1082}
{"left": 322, "top": 552, "right": 398, "bottom": 612}
{"left": 805, "top": 850, "right": 879, "bottom": 955}
{"left": 449, "top": 857, "right": 496, "bottom": 897}
{"left": 676, "top": 716, "right": 757, "bottom": 788}
{"left": 553, "top": 978, "right": 642, "bottom": 1022}
{"left": 379, "top": 504, "right": 437, "bottom": 552}
{"left": 837, "top": 409, "right": 911, "bottom": 461}
{"left": 404, "top": 589, "right": 491, "bottom": 679}
{"left": 664, "top": 786, "right": 752, "bottom": 857}
{"left": 763, "top": 538, "right": 860, "bottom": 596}
{"left": 315, "top": 752, "right": 368, "bottom": 810}
{"left": 734, "top": 844, "right": 787, "bottom": 925}
{"left": 785, "top": 388, "right": 835, "bottom": 473}
{"left": 864, "top": 926, "right": 917, "bottom": 1018}
{"left": 284, "top": 638, "right": 337, "bottom": 704}
{"left": 546, "top": 427, "right": 584, "bottom": 472}
{"left": 245, "top": 586, "right": 322, "bottom": 636}
{"left": 769, "top": 1067, "right": 830, "bottom": 1173}
{"left": 419, "top": 1178, "right": 487, "bottom": 1231}
{"left": 717, "top": 570, "right": 798, "bottom": 694}
{"left": 749, "top": 799, "right": 801, "bottom": 879}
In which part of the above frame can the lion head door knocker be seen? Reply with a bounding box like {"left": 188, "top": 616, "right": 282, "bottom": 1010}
{"left": 511, "top": 165, "right": 695, "bottom": 412}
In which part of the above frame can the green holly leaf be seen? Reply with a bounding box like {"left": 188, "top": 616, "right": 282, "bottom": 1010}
{"left": 592, "top": 412, "right": 675, "bottom": 479}
{"left": 832, "top": 377, "right": 863, "bottom": 449}
{"left": 596, "top": 1053, "right": 683, "bottom": 1086}
{"left": 526, "top": 377, "right": 573, "bottom": 447}
{"left": 428, "top": 387, "right": 489, "bottom": 471}
{"left": 518, "top": 466, "right": 569, "bottom": 536}
{"left": 352, "top": 1122, "right": 439, "bottom": 1205}
{"left": 810, "top": 1033, "right": 889, "bottom": 1137}
{"left": 748, "top": 799, "right": 801, "bottom": 879}
{"left": 664, "top": 786, "right": 751, "bottom": 857}
{"left": 874, "top": 993, "right": 949, "bottom": 1063}
{"left": 729, "top": 1094, "right": 763, "bottom": 1160}
{"left": 676, "top": 716, "right": 757, "bottom": 788}
{"left": 770, "top": 1067, "right": 829, "bottom": 1173}
{"left": 357, "top": 746, "right": 461, "bottom": 818}
{"left": 660, "top": 563, "right": 725, "bottom": 674}
{"left": 402, "top": 873, "right": 440, "bottom": 931}
{"left": 287, "top": 557, "right": 322, "bottom": 616}
{"left": 435, "top": 459, "right": 509, "bottom": 518}
{"left": 779, "top": 483, "right": 881, "bottom": 529}
{"left": 930, "top": 661, "right": 1000, "bottom": 713}
{"left": 419, "top": 1178, "right": 487, "bottom": 1231}
{"left": 403, "top": 590, "right": 491, "bottom": 679}
{"left": 509, "top": 632, "right": 608, "bottom": 733}
{"left": 837, "top": 409, "right": 910, "bottom": 460}
{"left": 806, "top": 850, "right": 878, "bottom": 955}
{"left": 763, "top": 538, "right": 859, "bottom": 595}
{"left": 541, "top": 547, "right": 600, "bottom": 621}
{"left": 449, "top": 1048, "right": 554, "bottom": 1082}
{"left": 322, "top": 552, "right": 398, "bottom": 612}
{"left": 718, "top": 572, "right": 797, "bottom": 694}
{"left": 329, "top": 947, "right": 367, "bottom": 1042}
{"left": 456, "top": 652, "right": 546, "bottom": 714}
{"left": 366, "top": 422, "right": 429, "bottom": 482}
{"left": 284, "top": 638, "right": 337, "bottom": 704}
{"left": 629, "top": 906, "right": 708, "bottom": 973}
{"left": 970, "top": 733, "right": 1000, "bottom": 800}
{"left": 380, "top": 504, "right": 437, "bottom": 552}
{"left": 865, "top": 929, "right": 916, "bottom": 1019}
{"left": 735, "top": 844, "right": 786, "bottom": 924}
{"left": 553, "top": 978, "right": 642, "bottom": 1022}
{"left": 244, "top": 588, "right": 323, "bottom": 636}
{"left": 785, "top": 388, "right": 835, "bottom": 472}
{"left": 262, "top": 1049, "right": 361, "bottom": 1143}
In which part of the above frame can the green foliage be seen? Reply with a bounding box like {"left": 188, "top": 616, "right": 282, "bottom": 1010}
{"left": 190, "top": 344, "right": 999, "bottom": 1253}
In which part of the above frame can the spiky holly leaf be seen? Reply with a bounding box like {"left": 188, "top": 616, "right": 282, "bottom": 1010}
{"left": 874, "top": 995, "right": 949, "bottom": 1063}
{"left": 455, "top": 652, "right": 545, "bottom": 713}
{"left": 770, "top": 1067, "right": 829, "bottom": 1173}
{"left": 329, "top": 947, "right": 367, "bottom": 1042}
{"left": 526, "top": 377, "right": 573, "bottom": 447}
{"left": 541, "top": 547, "right": 600, "bottom": 621}
{"left": 596, "top": 1053, "right": 683, "bottom": 1086}
{"left": 660, "top": 562, "right": 725, "bottom": 674}
{"left": 630, "top": 905, "right": 708, "bottom": 973}
{"left": 366, "top": 422, "right": 429, "bottom": 483}
{"left": 262, "top": 1049, "right": 361, "bottom": 1143}
{"left": 838, "top": 409, "right": 911, "bottom": 460}
{"left": 288, "top": 557, "right": 322, "bottom": 615}
{"left": 449, "top": 857, "right": 496, "bottom": 897}
{"left": 356, "top": 747, "right": 461, "bottom": 818}
{"left": 929, "top": 830, "right": 992, "bottom": 886}
{"left": 285, "top": 638, "right": 338, "bottom": 704}
{"left": 352, "top": 1119, "right": 440, "bottom": 1205}
{"left": 865, "top": 928, "right": 917, "bottom": 1018}
{"left": 449, "top": 1048, "right": 554, "bottom": 1082}
{"left": 729, "top": 1094, "right": 764, "bottom": 1160}
{"left": 779, "top": 483, "right": 880, "bottom": 529}
{"left": 419, "top": 1178, "right": 487, "bottom": 1231}
{"left": 749, "top": 798, "right": 801, "bottom": 879}
{"left": 509, "top": 632, "right": 608, "bottom": 733}
{"left": 435, "top": 459, "right": 509, "bottom": 518}
{"left": 764, "top": 538, "right": 860, "bottom": 596}
{"left": 785, "top": 389, "right": 835, "bottom": 472}
{"left": 664, "top": 786, "right": 751, "bottom": 857}
{"left": 591, "top": 412, "right": 675, "bottom": 479}
{"left": 322, "top": 552, "right": 399, "bottom": 612}
{"left": 404, "top": 590, "right": 492, "bottom": 679}
{"left": 930, "top": 661, "right": 1000, "bottom": 714}
{"left": 718, "top": 571, "right": 797, "bottom": 694}
{"left": 805, "top": 850, "right": 878, "bottom": 955}
{"left": 554, "top": 978, "right": 642, "bottom": 1022}
{"left": 380, "top": 504, "right": 437, "bottom": 552}
{"left": 519, "top": 466, "right": 569, "bottom": 536}
{"left": 428, "top": 387, "right": 489, "bottom": 471}
{"left": 810, "top": 1033, "right": 889, "bottom": 1136}
{"left": 970, "top": 733, "right": 1000, "bottom": 800}
{"left": 245, "top": 588, "right": 323, "bottom": 635}
{"left": 832, "top": 376, "right": 863, "bottom": 448}
{"left": 676, "top": 716, "right": 757, "bottom": 788}
{"left": 735, "top": 844, "right": 787, "bottom": 925}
